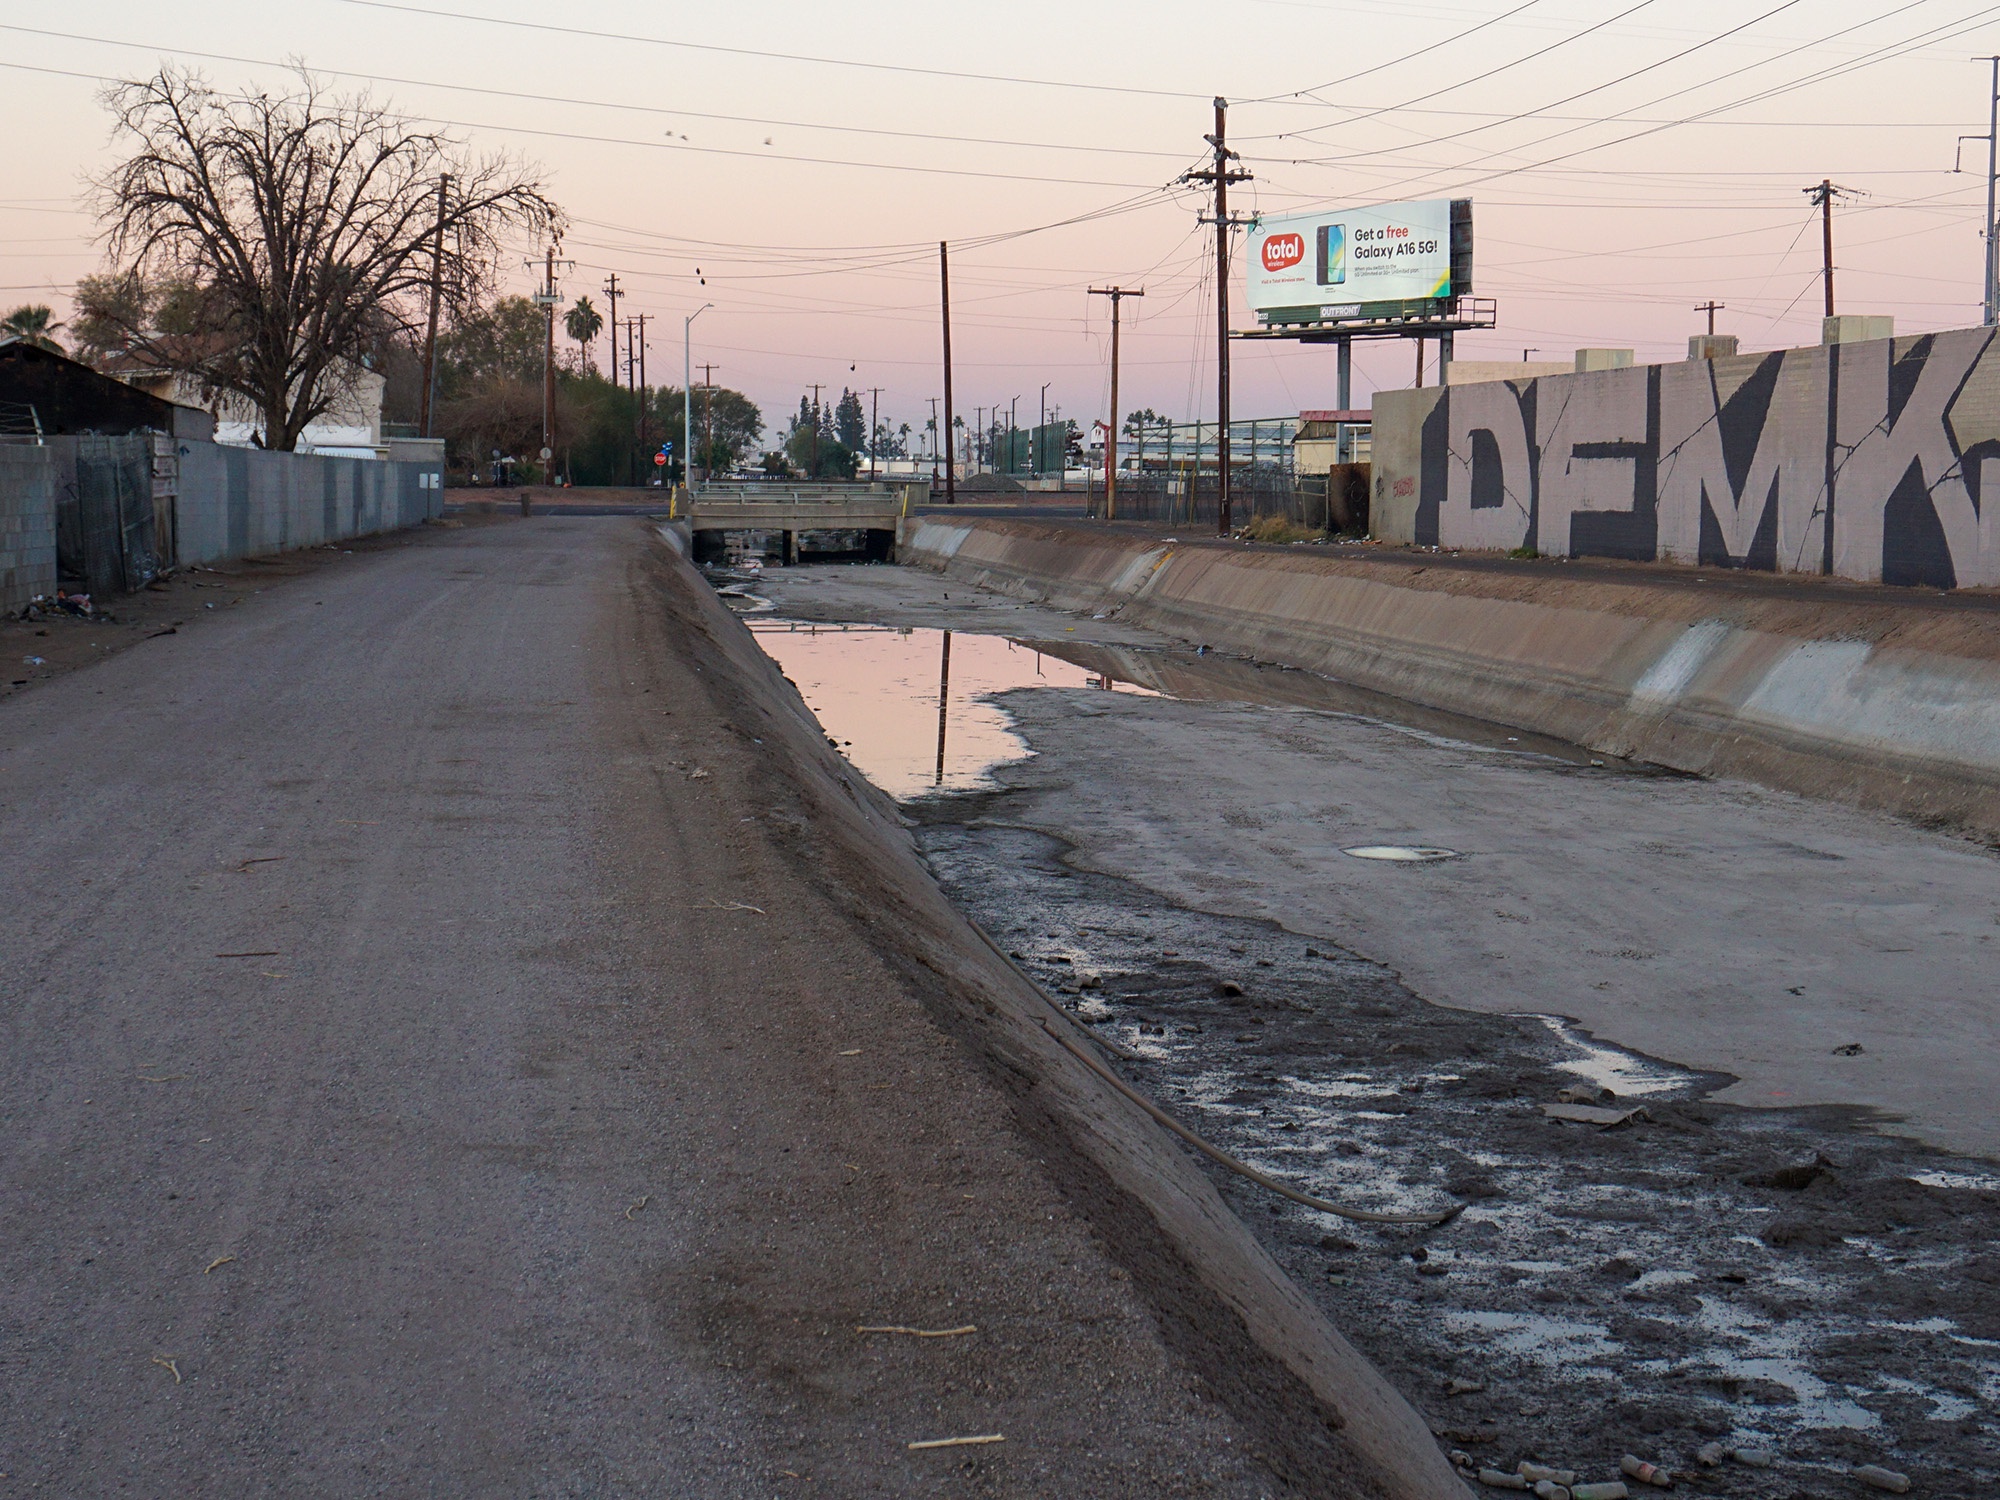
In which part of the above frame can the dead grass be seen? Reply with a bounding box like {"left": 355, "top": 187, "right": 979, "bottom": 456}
{"left": 1242, "top": 515, "right": 1325, "bottom": 545}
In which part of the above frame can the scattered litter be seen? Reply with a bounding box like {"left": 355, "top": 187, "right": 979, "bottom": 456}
{"left": 693, "top": 900, "right": 765, "bottom": 915}
{"left": 687, "top": 767, "right": 712, "bottom": 779}
{"left": 1520, "top": 1463, "right": 1577, "bottom": 1485}
{"left": 1556, "top": 1084, "right": 1612, "bottom": 1104}
{"left": 1832, "top": 1042, "right": 1866, "bottom": 1056}
{"left": 214, "top": 951, "right": 282, "bottom": 959}
{"left": 22, "top": 656, "right": 45, "bottom": 667}
{"left": 857, "top": 1325, "right": 977, "bottom": 1338}
{"left": 204, "top": 1256, "right": 234, "bottom": 1274}
{"left": 137, "top": 1074, "right": 187, "bottom": 1083}
{"left": 1696, "top": 1443, "right": 1725, "bottom": 1467}
{"left": 837, "top": 1048, "right": 862, "bottom": 1056}
{"left": 1533, "top": 1482, "right": 1570, "bottom": 1500}
{"left": 1543, "top": 1102, "right": 1648, "bottom": 1127}
{"left": 1445, "top": 1377, "right": 1485, "bottom": 1396}
{"left": 624, "top": 1195, "right": 649, "bottom": 1220}
{"left": 907, "top": 1434, "right": 1003, "bottom": 1451}
{"left": 1342, "top": 845, "right": 1461, "bottom": 863}
{"left": 1854, "top": 1466, "right": 1911, "bottom": 1494}
{"left": 1731, "top": 1447, "right": 1773, "bottom": 1469}
{"left": 146, "top": 627, "right": 178, "bottom": 638}
{"left": 1218, "top": 980, "right": 1245, "bottom": 997}
{"left": 151, "top": 1356, "right": 182, "bottom": 1384}
{"left": 1572, "top": 1484, "right": 1628, "bottom": 1500}
{"left": 1478, "top": 1469, "right": 1530, "bottom": 1490}
{"left": 1620, "top": 1455, "right": 1671, "bottom": 1488}
{"left": 235, "top": 856, "right": 286, "bottom": 871}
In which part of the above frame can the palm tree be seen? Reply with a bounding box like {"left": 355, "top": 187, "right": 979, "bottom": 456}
{"left": 563, "top": 296, "right": 602, "bottom": 374}
{"left": 1, "top": 304, "right": 64, "bottom": 353}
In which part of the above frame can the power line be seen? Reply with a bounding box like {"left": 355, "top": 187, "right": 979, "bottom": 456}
{"left": 328, "top": 0, "right": 1211, "bottom": 100}
{"left": 0, "top": 22, "right": 1190, "bottom": 163}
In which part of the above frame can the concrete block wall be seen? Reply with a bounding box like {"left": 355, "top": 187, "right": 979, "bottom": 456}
{"left": 0, "top": 444, "right": 57, "bottom": 611}
{"left": 175, "top": 441, "right": 444, "bottom": 565}
{"left": 1373, "top": 324, "right": 2000, "bottom": 589}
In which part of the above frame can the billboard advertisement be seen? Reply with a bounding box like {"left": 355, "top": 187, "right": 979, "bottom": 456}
{"left": 1247, "top": 199, "right": 1458, "bottom": 316}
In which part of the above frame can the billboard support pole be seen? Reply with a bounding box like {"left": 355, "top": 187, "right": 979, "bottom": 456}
{"left": 1336, "top": 336, "right": 1352, "bottom": 465}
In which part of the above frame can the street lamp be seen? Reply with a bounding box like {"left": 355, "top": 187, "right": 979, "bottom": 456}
{"left": 1038, "top": 382, "right": 1051, "bottom": 475}
{"left": 684, "top": 302, "right": 713, "bottom": 496}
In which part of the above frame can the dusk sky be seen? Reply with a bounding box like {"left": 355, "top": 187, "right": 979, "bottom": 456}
{"left": 4, "top": 0, "right": 1997, "bottom": 443}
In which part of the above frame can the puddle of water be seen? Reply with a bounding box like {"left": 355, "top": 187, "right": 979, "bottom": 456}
{"left": 1448, "top": 1309, "right": 1621, "bottom": 1362}
{"left": 746, "top": 621, "right": 1153, "bottom": 799}
{"left": 1910, "top": 1169, "right": 2000, "bottom": 1193}
{"left": 1342, "top": 844, "right": 1462, "bottom": 863}
{"left": 1520, "top": 1014, "right": 1695, "bottom": 1098}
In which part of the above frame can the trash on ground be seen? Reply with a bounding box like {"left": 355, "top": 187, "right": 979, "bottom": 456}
{"left": 1695, "top": 1443, "right": 1725, "bottom": 1467}
{"left": 203, "top": 1255, "right": 234, "bottom": 1274}
{"left": 1533, "top": 1482, "right": 1570, "bottom": 1500}
{"left": 1543, "top": 1102, "right": 1649, "bottom": 1127}
{"left": 907, "top": 1433, "right": 1003, "bottom": 1450}
{"left": 857, "top": 1324, "right": 977, "bottom": 1338}
{"left": 1620, "top": 1455, "right": 1671, "bottom": 1488}
{"left": 1854, "top": 1466, "right": 1911, "bottom": 1494}
{"left": 1572, "top": 1485, "right": 1630, "bottom": 1500}
{"left": 1731, "top": 1447, "right": 1773, "bottom": 1468}
{"left": 1520, "top": 1463, "right": 1577, "bottom": 1485}
{"left": 1478, "top": 1469, "right": 1531, "bottom": 1490}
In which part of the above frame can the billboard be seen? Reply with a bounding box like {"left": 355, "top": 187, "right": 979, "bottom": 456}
{"left": 1247, "top": 199, "right": 1464, "bottom": 319}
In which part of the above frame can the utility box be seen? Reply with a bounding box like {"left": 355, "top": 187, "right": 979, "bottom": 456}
{"left": 1688, "top": 334, "right": 1740, "bottom": 360}
{"left": 1823, "top": 315, "right": 1893, "bottom": 345}
{"left": 1574, "top": 348, "right": 1635, "bottom": 373}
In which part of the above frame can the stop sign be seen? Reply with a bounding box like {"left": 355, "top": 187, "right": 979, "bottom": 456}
{"left": 654, "top": 453, "right": 667, "bottom": 466}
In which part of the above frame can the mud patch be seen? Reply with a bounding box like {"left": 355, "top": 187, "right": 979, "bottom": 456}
{"left": 910, "top": 812, "right": 2000, "bottom": 1496}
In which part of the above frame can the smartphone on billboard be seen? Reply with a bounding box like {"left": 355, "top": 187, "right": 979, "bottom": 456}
{"left": 1316, "top": 222, "right": 1347, "bottom": 286}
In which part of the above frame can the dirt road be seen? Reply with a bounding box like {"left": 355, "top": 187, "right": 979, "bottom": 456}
{"left": 0, "top": 518, "right": 1319, "bottom": 1496}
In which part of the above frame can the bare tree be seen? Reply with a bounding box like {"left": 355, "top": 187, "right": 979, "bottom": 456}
{"left": 91, "top": 66, "right": 561, "bottom": 451}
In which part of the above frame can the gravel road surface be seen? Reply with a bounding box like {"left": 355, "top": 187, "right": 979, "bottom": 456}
{"left": 0, "top": 518, "right": 1286, "bottom": 1497}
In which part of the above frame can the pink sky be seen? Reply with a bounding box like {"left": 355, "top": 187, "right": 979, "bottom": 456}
{"left": 3, "top": 0, "right": 1996, "bottom": 444}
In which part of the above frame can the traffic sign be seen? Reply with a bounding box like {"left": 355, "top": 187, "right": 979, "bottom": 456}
{"left": 538, "top": 446, "right": 553, "bottom": 461}
{"left": 653, "top": 453, "right": 667, "bottom": 466}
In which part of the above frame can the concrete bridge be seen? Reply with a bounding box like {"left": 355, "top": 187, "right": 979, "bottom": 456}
{"left": 686, "top": 481, "right": 922, "bottom": 564}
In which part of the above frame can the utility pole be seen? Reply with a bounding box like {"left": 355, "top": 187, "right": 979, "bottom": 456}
{"left": 975, "top": 406, "right": 985, "bottom": 473}
{"left": 700, "top": 363, "right": 718, "bottom": 476}
{"left": 603, "top": 273, "right": 623, "bottom": 391}
{"left": 1805, "top": 180, "right": 1855, "bottom": 319}
{"left": 1089, "top": 286, "right": 1144, "bottom": 519}
{"left": 1008, "top": 395, "right": 1020, "bottom": 476}
{"left": 866, "top": 386, "right": 884, "bottom": 479}
{"left": 1182, "top": 98, "right": 1253, "bottom": 535}
{"left": 1695, "top": 301, "right": 1725, "bottom": 336}
{"left": 928, "top": 396, "right": 940, "bottom": 488}
{"left": 1982, "top": 58, "right": 2000, "bottom": 325}
{"left": 418, "top": 174, "right": 449, "bottom": 440}
{"left": 808, "top": 382, "right": 823, "bottom": 478}
{"left": 633, "top": 313, "right": 651, "bottom": 484}
{"left": 939, "top": 241, "right": 957, "bottom": 504}
{"left": 528, "top": 243, "right": 573, "bottom": 485}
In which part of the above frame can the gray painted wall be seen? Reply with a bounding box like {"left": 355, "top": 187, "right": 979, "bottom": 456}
{"left": 0, "top": 444, "right": 56, "bottom": 611}
{"left": 1372, "top": 325, "right": 2000, "bottom": 589}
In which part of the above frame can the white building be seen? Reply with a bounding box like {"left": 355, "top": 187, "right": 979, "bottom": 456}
{"left": 107, "top": 353, "right": 387, "bottom": 457}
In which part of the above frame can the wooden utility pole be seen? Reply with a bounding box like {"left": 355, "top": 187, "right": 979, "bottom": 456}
{"left": 603, "top": 273, "right": 623, "bottom": 390}
{"left": 418, "top": 174, "right": 449, "bottom": 440}
{"left": 1695, "top": 301, "right": 1725, "bottom": 336}
{"left": 1182, "top": 99, "right": 1252, "bottom": 534}
{"left": 1805, "top": 180, "right": 1853, "bottom": 319}
{"left": 939, "top": 242, "right": 956, "bottom": 504}
{"left": 808, "top": 383, "right": 824, "bottom": 478}
{"left": 632, "top": 313, "right": 651, "bottom": 484}
{"left": 1088, "top": 287, "right": 1144, "bottom": 519}
{"left": 865, "top": 386, "right": 884, "bottom": 479}
{"left": 700, "top": 363, "right": 718, "bottom": 473}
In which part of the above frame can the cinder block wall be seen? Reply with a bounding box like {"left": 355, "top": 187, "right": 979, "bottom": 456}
{"left": 0, "top": 444, "right": 57, "bottom": 611}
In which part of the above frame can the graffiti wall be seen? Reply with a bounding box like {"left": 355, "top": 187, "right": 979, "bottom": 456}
{"left": 1371, "top": 326, "right": 2000, "bottom": 588}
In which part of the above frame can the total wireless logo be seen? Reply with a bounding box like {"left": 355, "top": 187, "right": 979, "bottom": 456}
{"left": 1261, "top": 233, "right": 1305, "bottom": 272}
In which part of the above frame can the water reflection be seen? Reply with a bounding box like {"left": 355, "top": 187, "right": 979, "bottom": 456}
{"left": 748, "top": 621, "right": 1147, "bottom": 799}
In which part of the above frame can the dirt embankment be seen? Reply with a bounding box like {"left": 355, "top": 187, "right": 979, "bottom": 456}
{"left": 637, "top": 532, "right": 1471, "bottom": 1498}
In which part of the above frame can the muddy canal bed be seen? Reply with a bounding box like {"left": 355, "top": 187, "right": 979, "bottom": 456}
{"left": 719, "top": 564, "right": 2000, "bottom": 1495}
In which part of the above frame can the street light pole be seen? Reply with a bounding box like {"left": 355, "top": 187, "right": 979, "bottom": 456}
{"left": 1039, "top": 381, "right": 1050, "bottom": 474}
{"left": 1009, "top": 395, "right": 1020, "bottom": 476}
{"left": 684, "top": 302, "right": 713, "bottom": 498}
